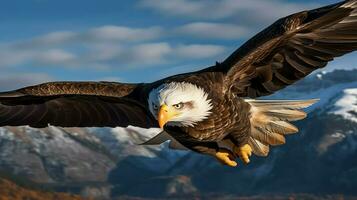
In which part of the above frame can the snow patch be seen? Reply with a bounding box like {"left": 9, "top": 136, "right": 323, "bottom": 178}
{"left": 110, "top": 126, "right": 162, "bottom": 145}
{"left": 330, "top": 88, "right": 357, "bottom": 122}
{"left": 331, "top": 132, "right": 346, "bottom": 139}
{"left": 268, "top": 81, "right": 357, "bottom": 113}
{"left": 316, "top": 74, "right": 323, "bottom": 80}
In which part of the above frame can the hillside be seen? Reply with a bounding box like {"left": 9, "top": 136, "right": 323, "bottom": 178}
{"left": 0, "top": 178, "right": 87, "bottom": 200}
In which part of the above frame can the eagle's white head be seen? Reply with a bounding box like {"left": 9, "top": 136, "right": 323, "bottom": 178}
{"left": 148, "top": 82, "right": 213, "bottom": 128}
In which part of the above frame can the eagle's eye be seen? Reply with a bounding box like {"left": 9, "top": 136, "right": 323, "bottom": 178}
{"left": 173, "top": 102, "right": 184, "bottom": 109}
{"left": 152, "top": 103, "right": 158, "bottom": 110}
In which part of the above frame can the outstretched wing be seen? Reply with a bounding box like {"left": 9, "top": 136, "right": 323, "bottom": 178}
{"left": 218, "top": 0, "right": 357, "bottom": 98}
{"left": 0, "top": 81, "right": 157, "bottom": 128}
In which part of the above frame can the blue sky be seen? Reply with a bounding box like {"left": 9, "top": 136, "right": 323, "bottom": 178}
{"left": 0, "top": 0, "right": 356, "bottom": 90}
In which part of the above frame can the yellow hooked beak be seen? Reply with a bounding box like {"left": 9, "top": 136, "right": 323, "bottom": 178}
{"left": 158, "top": 104, "right": 178, "bottom": 129}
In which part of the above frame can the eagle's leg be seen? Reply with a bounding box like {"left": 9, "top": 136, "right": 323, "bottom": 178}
{"left": 233, "top": 144, "right": 252, "bottom": 164}
{"left": 228, "top": 130, "right": 252, "bottom": 164}
{"left": 219, "top": 138, "right": 252, "bottom": 165}
{"left": 215, "top": 148, "right": 237, "bottom": 167}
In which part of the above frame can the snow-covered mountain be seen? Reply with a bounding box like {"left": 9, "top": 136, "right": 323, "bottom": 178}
{"left": 329, "top": 88, "right": 357, "bottom": 123}
{"left": 0, "top": 69, "right": 356, "bottom": 199}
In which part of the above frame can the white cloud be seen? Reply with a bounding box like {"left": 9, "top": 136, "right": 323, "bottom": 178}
{"left": 131, "top": 43, "right": 172, "bottom": 61}
{"left": 139, "top": 0, "right": 205, "bottom": 18}
{"left": 0, "top": 22, "right": 231, "bottom": 70}
{"left": 110, "top": 43, "right": 226, "bottom": 67}
{"left": 0, "top": 41, "right": 227, "bottom": 70}
{"left": 0, "top": 50, "right": 34, "bottom": 67}
{"left": 175, "top": 22, "right": 251, "bottom": 39}
{"left": 0, "top": 25, "right": 166, "bottom": 69}
{"left": 10, "top": 25, "right": 163, "bottom": 51}
{"left": 174, "top": 44, "right": 226, "bottom": 59}
{"left": 0, "top": 48, "right": 76, "bottom": 68}
{"left": 12, "top": 31, "right": 78, "bottom": 49}
{"left": 139, "top": 0, "right": 320, "bottom": 23}
{"left": 85, "top": 26, "right": 163, "bottom": 42}
{"left": 85, "top": 44, "right": 123, "bottom": 61}
{"left": 34, "top": 49, "right": 76, "bottom": 64}
{"left": 39, "top": 31, "right": 77, "bottom": 44}
{"left": 116, "top": 42, "right": 173, "bottom": 66}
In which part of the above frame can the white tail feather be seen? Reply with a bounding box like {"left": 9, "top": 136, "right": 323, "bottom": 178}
{"left": 251, "top": 127, "right": 286, "bottom": 146}
{"left": 246, "top": 99, "right": 318, "bottom": 157}
{"left": 246, "top": 99, "right": 318, "bottom": 109}
{"left": 248, "top": 137, "right": 269, "bottom": 157}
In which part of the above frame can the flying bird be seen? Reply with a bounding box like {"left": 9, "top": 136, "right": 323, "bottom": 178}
{"left": 0, "top": 0, "right": 357, "bottom": 167}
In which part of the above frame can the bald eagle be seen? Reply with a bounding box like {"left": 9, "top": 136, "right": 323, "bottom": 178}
{"left": 0, "top": 1, "right": 357, "bottom": 167}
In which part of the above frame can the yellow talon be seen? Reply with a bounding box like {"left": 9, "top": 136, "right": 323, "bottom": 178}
{"left": 215, "top": 149, "right": 237, "bottom": 167}
{"left": 234, "top": 144, "right": 252, "bottom": 164}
